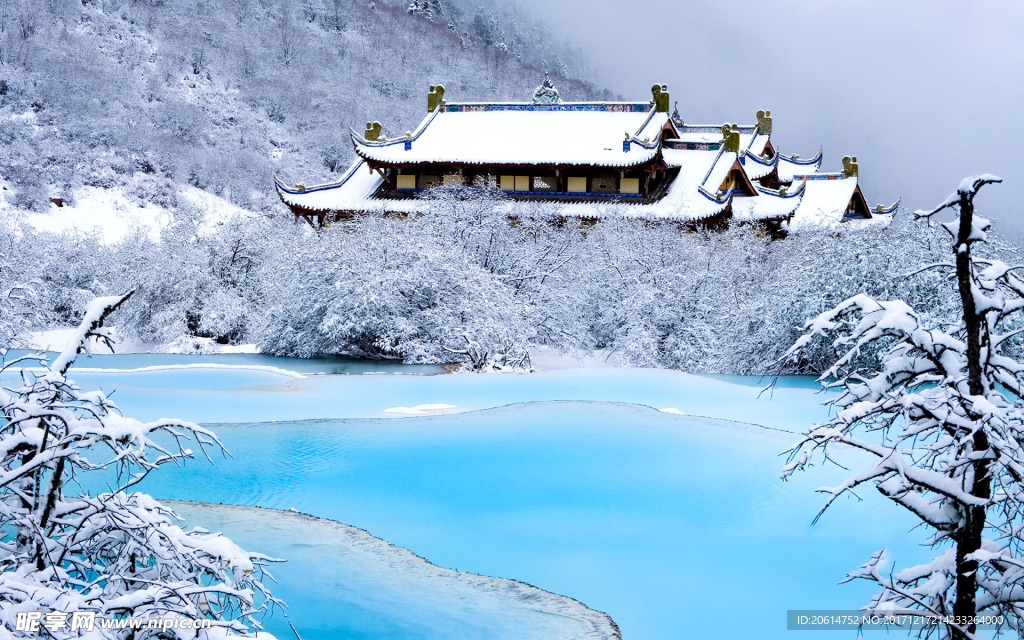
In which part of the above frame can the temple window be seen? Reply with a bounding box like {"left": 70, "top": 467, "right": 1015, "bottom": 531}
{"left": 417, "top": 174, "right": 442, "bottom": 189}
{"left": 532, "top": 176, "right": 557, "bottom": 191}
{"left": 567, "top": 177, "right": 587, "bottom": 193}
{"left": 500, "top": 175, "right": 530, "bottom": 191}
{"left": 396, "top": 174, "right": 416, "bottom": 190}
{"left": 620, "top": 178, "right": 640, "bottom": 194}
{"left": 591, "top": 176, "right": 617, "bottom": 193}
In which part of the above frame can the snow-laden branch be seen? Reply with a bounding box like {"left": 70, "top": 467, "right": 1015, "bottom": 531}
{"left": 914, "top": 174, "right": 1002, "bottom": 219}
{"left": 1, "top": 298, "right": 279, "bottom": 638}
{"left": 784, "top": 177, "right": 1024, "bottom": 638}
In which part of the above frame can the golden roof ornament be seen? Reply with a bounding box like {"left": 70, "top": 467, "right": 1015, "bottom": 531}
{"left": 722, "top": 124, "right": 741, "bottom": 153}
{"left": 651, "top": 84, "right": 669, "bottom": 112}
{"left": 364, "top": 122, "right": 382, "bottom": 141}
{"left": 756, "top": 110, "right": 772, "bottom": 136}
{"left": 842, "top": 156, "right": 859, "bottom": 177}
{"left": 428, "top": 85, "right": 445, "bottom": 113}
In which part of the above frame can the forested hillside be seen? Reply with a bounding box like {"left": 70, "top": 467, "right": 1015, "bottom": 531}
{"left": 0, "top": 0, "right": 607, "bottom": 213}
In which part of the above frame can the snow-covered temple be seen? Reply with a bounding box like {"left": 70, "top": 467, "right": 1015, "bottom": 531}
{"left": 275, "top": 81, "right": 899, "bottom": 231}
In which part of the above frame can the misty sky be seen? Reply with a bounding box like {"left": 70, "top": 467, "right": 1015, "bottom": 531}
{"left": 516, "top": 0, "right": 1024, "bottom": 237}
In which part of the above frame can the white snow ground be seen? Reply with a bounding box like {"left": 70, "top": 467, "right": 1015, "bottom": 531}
{"left": 15, "top": 184, "right": 254, "bottom": 244}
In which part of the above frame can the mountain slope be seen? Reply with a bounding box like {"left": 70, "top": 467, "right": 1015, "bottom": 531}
{"left": 0, "top": 0, "right": 608, "bottom": 215}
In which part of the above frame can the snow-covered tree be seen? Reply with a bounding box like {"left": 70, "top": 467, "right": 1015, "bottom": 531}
{"left": 0, "top": 219, "right": 42, "bottom": 348}
{"left": 0, "top": 294, "right": 278, "bottom": 638}
{"left": 782, "top": 176, "right": 1024, "bottom": 638}
{"left": 254, "top": 202, "right": 535, "bottom": 370}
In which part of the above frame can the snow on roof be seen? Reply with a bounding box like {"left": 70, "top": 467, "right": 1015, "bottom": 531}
{"left": 732, "top": 188, "right": 801, "bottom": 222}
{"left": 789, "top": 175, "right": 857, "bottom": 229}
{"left": 744, "top": 132, "right": 771, "bottom": 156}
{"left": 277, "top": 150, "right": 863, "bottom": 228}
{"left": 664, "top": 148, "right": 735, "bottom": 193}
{"left": 540, "top": 173, "right": 729, "bottom": 221}
{"left": 670, "top": 124, "right": 767, "bottom": 148}
{"left": 844, "top": 213, "right": 894, "bottom": 229}
{"left": 739, "top": 150, "right": 777, "bottom": 180}
{"left": 637, "top": 149, "right": 731, "bottom": 220}
{"left": 777, "top": 149, "right": 823, "bottom": 182}
{"left": 276, "top": 162, "right": 386, "bottom": 213}
{"left": 277, "top": 157, "right": 729, "bottom": 223}
{"left": 671, "top": 131, "right": 722, "bottom": 144}
{"left": 708, "top": 154, "right": 739, "bottom": 194}
{"left": 677, "top": 124, "right": 756, "bottom": 134}
{"left": 840, "top": 197, "right": 900, "bottom": 228}
{"left": 352, "top": 104, "right": 668, "bottom": 168}
{"left": 871, "top": 198, "right": 901, "bottom": 216}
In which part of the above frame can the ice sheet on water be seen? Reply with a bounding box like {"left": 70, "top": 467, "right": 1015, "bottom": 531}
{"left": 169, "top": 502, "right": 620, "bottom": 640}
{"left": 42, "top": 357, "right": 836, "bottom": 431}
{"left": 383, "top": 403, "right": 463, "bottom": 416}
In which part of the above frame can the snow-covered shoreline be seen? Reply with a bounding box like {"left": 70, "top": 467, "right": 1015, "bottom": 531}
{"left": 166, "top": 501, "right": 622, "bottom": 640}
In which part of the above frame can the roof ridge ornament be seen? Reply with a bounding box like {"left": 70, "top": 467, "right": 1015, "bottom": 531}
{"left": 364, "top": 121, "right": 382, "bottom": 141}
{"left": 532, "top": 72, "right": 560, "bottom": 105}
{"left": 651, "top": 84, "right": 669, "bottom": 112}
{"left": 756, "top": 109, "right": 772, "bottom": 136}
{"left": 722, "top": 124, "right": 740, "bottom": 153}
{"left": 671, "top": 101, "right": 682, "bottom": 126}
{"left": 428, "top": 84, "right": 445, "bottom": 113}
{"left": 842, "top": 155, "right": 859, "bottom": 177}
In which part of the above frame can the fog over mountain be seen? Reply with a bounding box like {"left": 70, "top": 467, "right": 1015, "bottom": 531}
{"left": 518, "top": 0, "right": 1024, "bottom": 238}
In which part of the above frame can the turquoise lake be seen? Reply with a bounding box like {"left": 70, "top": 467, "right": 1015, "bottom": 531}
{"left": 3, "top": 353, "right": 948, "bottom": 639}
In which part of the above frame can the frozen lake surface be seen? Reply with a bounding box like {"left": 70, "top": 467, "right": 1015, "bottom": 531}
{"left": 168, "top": 502, "right": 619, "bottom": 640}
{"left": 5, "top": 353, "right": 936, "bottom": 639}
{"left": 140, "top": 403, "right": 923, "bottom": 640}
{"left": 6, "top": 350, "right": 827, "bottom": 430}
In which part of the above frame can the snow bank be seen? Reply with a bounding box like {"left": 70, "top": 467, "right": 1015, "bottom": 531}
{"left": 5, "top": 362, "right": 306, "bottom": 380}
{"left": 26, "top": 328, "right": 81, "bottom": 351}
{"left": 21, "top": 186, "right": 172, "bottom": 243}
{"left": 29, "top": 327, "right": 260, "bottom": 356}
{"left": 528, "top": 347, "right": 615, "bottom": 371}
{"left": 17, "top": 184, "right": 256, "bottom": 245}
{"left": 168, "top": 502, "right": 621, "bottom": 640}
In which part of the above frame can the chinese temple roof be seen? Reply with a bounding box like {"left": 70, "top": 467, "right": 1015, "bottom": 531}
{"left": 277, "top": 81, "right": 899, "bottom": 230}
{"left": 351, "top": 103, "right": 669, "bottom": 168}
